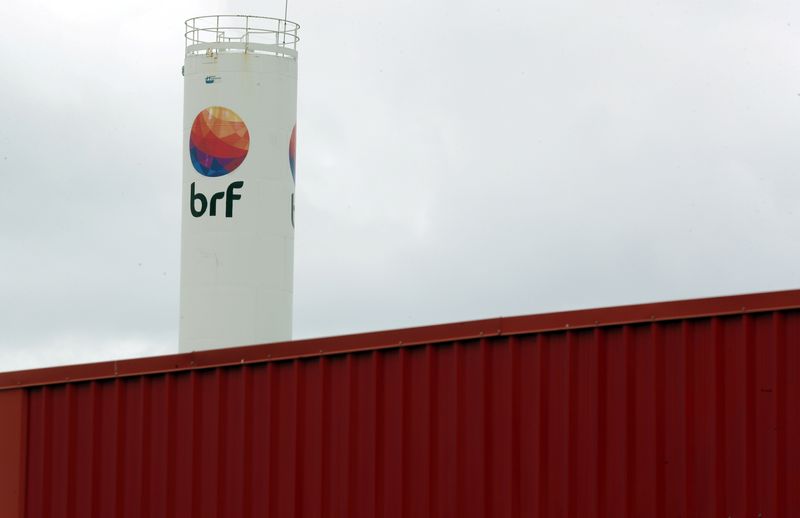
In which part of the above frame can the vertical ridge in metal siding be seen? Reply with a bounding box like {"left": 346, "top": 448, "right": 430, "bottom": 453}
{"left": 292, "top": 360, "right": 305, "bottom": 518}
{"left": 785, "top": 311, "right": 800, "bottom": 513}
{"left": 595, "top": 328, "right": 607, "bottom": 518}
{"left": 372, "top": 351, "right": 384, "bottom": 518}
{"left": 15, "top": 308, "right": 800, "bottom": 517}
{"left": 653, "top": 322, "right": 666, "bottom": 518}
{"left": 744, "top": 314, "right": 757, "bottom": 517}
{"left": 683, "top": 320, "right": 696, "bottom": 517}
{"left": 508, "top": 337, "right": 521, "bottom": 518}
{"left": 240, "top": 366, "right": 253, "bottom": 518}
{"left": 0, "top": 389, "right": 25, "bottom": 518}
{"left": 455, "top": 341, "right": 466, "bottom": 518}
{"left": 535, "top": 333, "right": 549, "bottom": 517}
{"left": 711, "top": 317, "right": 725, "bottom": 517}
{"left": 565, "top": 332, "right": 577, "bottom": 518}
{"left": 426, "top": 345, "right": 439, "bottom": 518}
{"left": 775, "top": 311, "right": 787, "bottom": 516}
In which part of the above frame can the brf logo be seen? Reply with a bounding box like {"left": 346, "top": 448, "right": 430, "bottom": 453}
{"left": 189, "top": 106, "right": 249, "bottom": 218}
{"left": 190, "top": 181, "right": 243, "bottom": 218}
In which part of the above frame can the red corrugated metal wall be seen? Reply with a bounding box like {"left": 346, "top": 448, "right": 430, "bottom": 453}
{"left": 11, "top": 308, "right": 800, "bottom": 517}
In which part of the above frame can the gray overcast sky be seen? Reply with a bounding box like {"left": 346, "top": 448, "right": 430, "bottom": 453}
{"left": 1, "top": 0, "right": 799, "bottom": 371}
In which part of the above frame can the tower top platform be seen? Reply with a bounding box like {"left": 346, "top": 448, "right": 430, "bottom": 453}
{"left": 185, "top": 15, "right": 299, "bottom": 58}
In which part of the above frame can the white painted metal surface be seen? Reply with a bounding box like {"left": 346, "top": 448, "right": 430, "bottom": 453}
{"left": 179, "top": 15, "right": 299, "bottom": 352}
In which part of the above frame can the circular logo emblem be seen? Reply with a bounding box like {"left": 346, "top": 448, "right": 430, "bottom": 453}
{"left": 289, "top": 124, "right": 297, "bottom": 183}
{"left": 189, "top": 106, "right": 250, "bottom": 177}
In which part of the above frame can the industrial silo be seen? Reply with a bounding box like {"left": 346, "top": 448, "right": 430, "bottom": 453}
{"left": 179, "top": 15, "right": 299, "bottom": 352}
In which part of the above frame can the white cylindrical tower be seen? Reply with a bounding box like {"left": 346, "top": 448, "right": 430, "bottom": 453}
{"left": 179, "top": 15, "right": 299, "bottom": 352}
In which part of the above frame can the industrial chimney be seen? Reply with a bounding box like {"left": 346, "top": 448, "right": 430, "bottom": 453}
{"left": 179, "top": 15, "right": 299, "bottom": 352}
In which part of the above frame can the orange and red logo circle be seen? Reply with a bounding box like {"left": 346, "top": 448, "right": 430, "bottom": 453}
{"left": 289, "top": 124, "right": 297, "bottom": 182}
{"left": 189, "top": 106, "right": 250, "bottom": 177}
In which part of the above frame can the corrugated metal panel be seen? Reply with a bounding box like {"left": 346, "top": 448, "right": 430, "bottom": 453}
{"left": 0, "top": 390, "right": 25, "bottom": 518}
{"left": 4, "top": 292, "right": 800, "bottom": 517}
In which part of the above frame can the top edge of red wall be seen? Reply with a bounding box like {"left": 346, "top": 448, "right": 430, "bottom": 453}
{"left": 2, "top": 288, "right": 799, "bottom": 390}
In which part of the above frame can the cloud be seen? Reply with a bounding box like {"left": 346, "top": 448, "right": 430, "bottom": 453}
{"left": 1, "top": 0, "right": 799, "bottom": 370}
